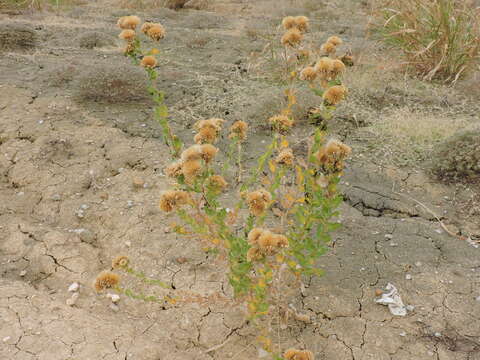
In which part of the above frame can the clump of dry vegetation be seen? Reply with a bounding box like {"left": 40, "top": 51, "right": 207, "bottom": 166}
{"left": 370, "top": 0, "right": 480, "bottom": 82}
{"left": 431, "top": 129, "right": 480, "bottom": 182}
{"left": 0, "top": 23, "right": 36, "bottom": 50}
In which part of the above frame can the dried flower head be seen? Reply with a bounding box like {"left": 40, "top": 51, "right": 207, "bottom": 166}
{"left": 281, "top": 28, "right": 303, "bottom": 47}
{"left": 284, "top": 349, "right": 314, "bottom": 360}
{"left": 94, "top": 271, "right": 120, "bottom": 292}
{"left": 323, "top": 85, "right": 347, "bottom": 105}
{"left": 282, "top": 16, "right": 297, "bottom": 30}
{"left": 269, "top": 115, "right": 294, "bottom": 133}
{"left": 229, "top": 120, "right": 248, "bottom": 141}
{"left": 327, "top": 35, "right": 342, "bottom": 46}
{"left": 257, "top": 230, "right": 277, "bottom": 253}
{"left": 299, "top": 66, "right": 317, "bottom": 82}
{"left": 330, "top": 59, "right": 346, "bottom": 78}
{"left": 315, "top": 139, "right": 351, "bottom": 172}
{"left": 276, "top": 148, "right": 294, "bottom": 166}
{"left": 246, "top": 189, "right": 272, "bottom": 216}
{"left": 320, "top": 41, "right": 336, "bottom": 54}
{"left": 207, "top": 175, "right": 228, "bottom": 192}
{"left": 147, "top": 24, "right": 166, "bottom": 41}
{"left": 181, "top": 145, "right": 202, "bottom": 162}
{"left": 194, "top": 126, "right": 218, "bottom": 144}
{"left": 247, "top": 247, "right": 263, "bottom": 262}
{"left": 141, "top": 22, "right": 154, "bottom": 34}
{"left": 200, "top": 144, "right": 218, "bottom": 163}
{"left": 141, "top": 55, "right": 157, "bottom": 68}
{"left": 248, "top": 228, "right": 266, "bottom": 245}
{"left": 165, "top": 161, "right": 183, "bottom": 177}
{"left": 297, "top": 49, "right": 310, "bottom": 60}
{"left": 294, "top": 16, "right": 309, "bottom": 32}
{"left": 196, "top": 118, "right": 225, "bottom": 131}
{"left": 339, "top": 54, "right": 354, "bottom": 67}
{"left": 315, "top": 57, "right": 334, "bottom": 77}
{"left": 274, "top": 234, "right": 289, "bottom": 248}
{"left": 112, "top": 255, "right": 130, "bottom": 269}
{"left": 117, "top": 16, "right": 141, "bottom": 30}
{"left": 181, "top": 160, "right": 202, "bottom": 182}
{"left": 159, "top": 190, "right": 190, "bottom": 212}
{"left": 119, "top": 29, "right": 136, "bottom": 42}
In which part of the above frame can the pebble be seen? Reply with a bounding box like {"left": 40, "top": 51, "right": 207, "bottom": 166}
{"left": 19, "top": 270, "right": 27, "bottom": 277}
{"left": 434, "top": 332, "right": 442, "bottom": 337}
{"left": 385, "top": 234, "right": 393, "bottom": 239}
{"left": 375, "top": 289, "right": 383, "bottom": 297}
{"left": 125, "top": 241, "right": 132, "bottom": 247}
{"left": 3, "top": 336, "right": 11, "bottom": 342}
{"left": 127, "top": 200, "right": 135, "bottom": 208}
{"left": 390, "top": 242, "right": 398, "bottom": 247}
{"left": 51, "top": 193, "right": 61, "bottom": 201}
{"left": 76, "top": 228, "right": 96, "bottom": 244}
{"left": 107, "top": 293, "right": 120, "bottom": 303}
{"left": 406, "top": 305, "right": 415, "bottom": 312}
{"left": 405, "top": 274, "right": 412, "bottom": 280}
{"left": 415, "top": 261, "right": 422, "bottom": 267}
{"left": 109, "top": 303, "right": 119, "bottom": 312}
{"left": 66, "top": 292, "right": 79, "bottom": 306}
{"left": 132, "top": 177, "right": 145, "bottom": 188}
{"left": 399, "top": 331, "right": 406, "bottom": 337}
{"left": 68, "top": 282, "right": 80, "bottom": 292}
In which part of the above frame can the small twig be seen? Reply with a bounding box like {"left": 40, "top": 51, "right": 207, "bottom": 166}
{"left": 205, "top": 336, "right": 232, "bottom": 353}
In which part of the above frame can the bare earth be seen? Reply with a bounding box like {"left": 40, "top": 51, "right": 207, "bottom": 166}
{"left": 1, "top": 1, "right": 479, "bottom": 359}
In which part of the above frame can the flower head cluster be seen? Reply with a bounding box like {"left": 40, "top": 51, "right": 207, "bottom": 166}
{"left": 281, "top": 28, "right": 303, "bottom": 47}
{"left": 94, "top": 271, "right": 120, "bottom": 292}
{"left": 117, "top": 16, "right": 165, "bottom": 45}
{"left": 141, "top": 55, "right": 157, "bottom": 68}
{"left": 269, "top": 114, "right": 294, "bottom": 133}
{"left": 165, "top": 144, "right": 219, "bottom": 182}
{"left": 228, "top": 120, "right": 248, "bottom": 141}
{"left": 112, "top": 255, "right": 129, "bottom": 269}
{"left": 117, "top": 15, "right": 141, "bottom": 30}
{"left": 194, "top": 118, "right": 225, "bottom": 144}
{"left": 247, "top": 228, "right": 289, "bottom": 260}
{"left": 299, "top": 66, "right": 317, "bottom": 82}
{"left": 323, "top": 85, "right": 347, "bottom": 105}
{"left": 206, "top": 175, "right": 228, "bottom": 193}
{"left": 320, "top": 35, "right": 342, "bottom": 55}
{"left": 284, "top": 349, "right": 314, "bottom": 360}
{"left": 245, "top": 189, "right": 272, "bottom": 216}
{"left": 282, "top": 16, "right": 309, "bottom": 33}
{"left": 159, "top": 190, "right": 190, "bottom": 212}
{"left": 276, "top": 148, "right": 294, "bottom": 166}
{"left": 315, "top": 139, "right": 351, "bottom": 172}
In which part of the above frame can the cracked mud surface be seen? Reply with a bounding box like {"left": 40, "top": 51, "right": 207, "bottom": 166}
{"left": 1, "top": 1, "right": 479, "bottom": 359}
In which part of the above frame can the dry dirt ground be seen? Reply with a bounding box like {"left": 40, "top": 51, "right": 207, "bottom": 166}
{"left": 1, "top": 0, "right": 479, "bottom": 359}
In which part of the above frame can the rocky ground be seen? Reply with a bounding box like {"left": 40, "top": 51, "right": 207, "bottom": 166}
{"left": 0, "top": 0, "right": 479, "bottom": 359}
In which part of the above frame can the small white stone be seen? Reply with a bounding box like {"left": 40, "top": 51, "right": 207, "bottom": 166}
{"left": 434, "top": 332, "right": 441, "bottom": 337}
{"left": 405, "top": 274, "right": 412, "bottom": 280}
{"left": 390, "top": 242, "right": 398, "bottom": 247}
{"left": 385, "top": 234, "right": 393, "bottom": 239}
{"left": 19, "top": 270, "right": 27, "bottom": 277}
{"left": 68, "top": 282, "right": 80, "bottom": 292}
{"left": 66, "top": 292, "right": 79, "bottom": 306}
{"left": 3, "top": 336, "right": 11, "bottom": 342}
{"left": 435, "top": 229, "right": 442, "bottom": 234}
{"left": 406, "top": 305, "right": 415, "bottom": 312}
{"left": 125, "top": 241, "right": 131, "bottom": 247}
{"left": 109, "top": 303, "right": 119, "bottom": 312}
{"left": 475, "top": 296, "right": 480, "bottom": 302}
{"left": 399, "top": 331, "right": 406, "bottom": 337}
{"left": 110, "top": 294, "right": 120, "bottom": 303}
{"left": 80, "top": 204, "right": 89, "bottom": 210}
{"left": 415, "top": 261, "right": 422, "bottom": 267}
{"left": 427, "top": 351, "right": 434, "bottom": 356}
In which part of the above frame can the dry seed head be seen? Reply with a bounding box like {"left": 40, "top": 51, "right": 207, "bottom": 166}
{"left": 165, "top": 161, "right": 183, "bottom": 177}
{"left": 246, "top": 189, "right": 271, "bottom": 216}
{"left": 147, "top": 24, "right": 166, "bottom": 41}
{"left": 281, "top": 28, "right": 303, "bottom": 47}
{"left": 194, "top": 126, "right": 218, "bottom": 144}
{"left": 315, "top": 57, "right": 334, "bottom": 77}
{"left": 181, "top": 160, "right": 202, "bottom": 182}
{"left": 207, "top": 175, "right": 228, "bottom": 192}
{"left": 112, "top": 255, "right": 129, "bottom": 269}
{"left": 196, "top": 118, "right": 225, "bottom": 131}
{"left": 276, "top": 148, "right": 294, "bottom": 166}
{"left": 323, "top": 85, "right": 347, "bottom": 105}
{"left": 299, "top": 66, "right": 317, "bottom": 82}
{"left": 229, "top": 120, "right": 248, "bottom": 141}
{"left": 282, "top": 16, "right": 297, "bottom": 30}
{"left": 269, "top": 115, "right": 294, "bottom": 132}
{"left": 320, "top": 41, "right": 336, "bottom": 54}
{"left": 315, "top": 139, "right": 351, "bottom": 172}
{"left": 94, "top": 271, "right": 120, "bottom": 292}
{"left": 274, "top": 234, "right": 289, "bottom": 248}
{"left": 117, "top": 16, "right": 126, "bottom": 28}
{"left": 123, "top": 42, "right": 135, "bottom": 54}
{"left": 248, "top": 228, "right": 266, "bottom": 245}
{"left": 119, "top": 29, "right": 136, "bottom": 42}
{"left": 257, "top": 230, "right": 276, "bottom": 251}
{"left": 117, "top": 16, "right": 141, "bottom": 30}
{"left": 330, "top": 59, "right": 346, "bottom": 78}
{"left": 159, "top": 190, "right": 190, "bottom": 212}
{"left": 294, "top": 16, "right": 309, "bottom": 32}
{"left": 284, "top": 349, "right": 314, "bottom": 360}
{"left": 327, "top": 35, "right": 342, "bottom": 46}
{"left": 247, "top": 247, "right": 263, "bottom": 262}
{"left": 181, "top": 145, "right": 203, "bottom": 162}
{"left": 141, "top": 22, "right": 154, "bottom": 34}
{"left": 339, "top": 54, "right": 354, "bottom": 67}
{"left": 141, "top": 55, "right": 157, "bottom": 68}
{"left": 200, "top": 144, "right": 218, "bottom": 163}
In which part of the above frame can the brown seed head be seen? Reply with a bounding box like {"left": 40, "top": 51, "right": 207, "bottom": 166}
{"left": 282, "top": 16, "right": 297, "bottom": 30}
{"left": 194, "top": 126, "right": 218, "bottom": 144}
{"left": 268, "top": 115, "right": 294, "bottom": 133}
{"left": 248, "top": 228, "right": 265, "bottom": 245}
{"left": 315, "top": 57, "right": 334, "bottom": 77}
{"left": 117, "top": 16, "right": 141, "bottom": 30}
{"left": 229, "top": 120, "right": 248, "bottom": 141}
{"left": 327, "top": 35, "right": 342, "bottom": 46}
{"left": 181, "top": 145, "right": 203, "bottom": 162}
{"left": 147, "top": 24, "right": 166, "bottom": 41}
{"left": 200, "top": 144, "right": 219, "bottom": 163}
{"left": 281, "top": 28, "right": 303, "bottom": 47}
{"left": 119, "top": 29, "right": 136, "bottom": 42}
{"left": 274, "top": 234, "right": 289, "bottom": 248}
{"left": 330, "top": 59, "right": 346, "bottom": 78}
{"left": 315, "top": 139, "right": 351, "bottom": 172}
{"left": 165, "top": 161, "right": 184, "bottom": 178}
{"left": 112, "top": 255, "right": 130, "bottom": 269}
{"left": 323, "top": 85, "right": 347, "bottom": 105}
{"left": 181, "top": 160, "right": 202, "bottom": 182}
{"left": 159, "top": 190, "right": 190, "bottom": 212}
{"left": 284, "top": 349, "right": 314, "bottom": 360}
{"left": 257, "top": 230, "right": 276, "bottom": 252}
{"left": 299, "top": 66, "right": 317, "bottom": 82}
{"left": 141, "top": 22, "right": 154, "bottom": 34}
{"left": 246, "top": 189, "right": 271, "bottom": 216}
{"left": 94, "top": 271, "right": 120, "bottom": 292}
{"left": 141, "top": 55, "right": 157, "bottom": 68}
{"left": 247, "top": 247, "right": 263, "bottom": 262}
{"left": 294, "top": 16, "right": 309, "bottom": 32}
{"left": 207, "top": 175, "right": 228, "bottom": 192}
{"left": 320, "top": 41, "right": 336, "bottom": 54}
{"left": 276, "top": 148, "right": 294, "bottom": 166}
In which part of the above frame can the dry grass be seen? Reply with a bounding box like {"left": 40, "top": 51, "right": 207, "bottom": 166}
{"left": 370, "top": 0, "right": 480, "bottom": 83}
{"left": 118, "top": 0, "right": 210, "bottom": 10}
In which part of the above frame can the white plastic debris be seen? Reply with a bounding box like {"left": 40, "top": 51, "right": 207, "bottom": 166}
{"left": 68, "top": 282, "right": 80, "bottom": 292}
{"left": 375, "top": 283, "right": 407, "bottom": 316}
